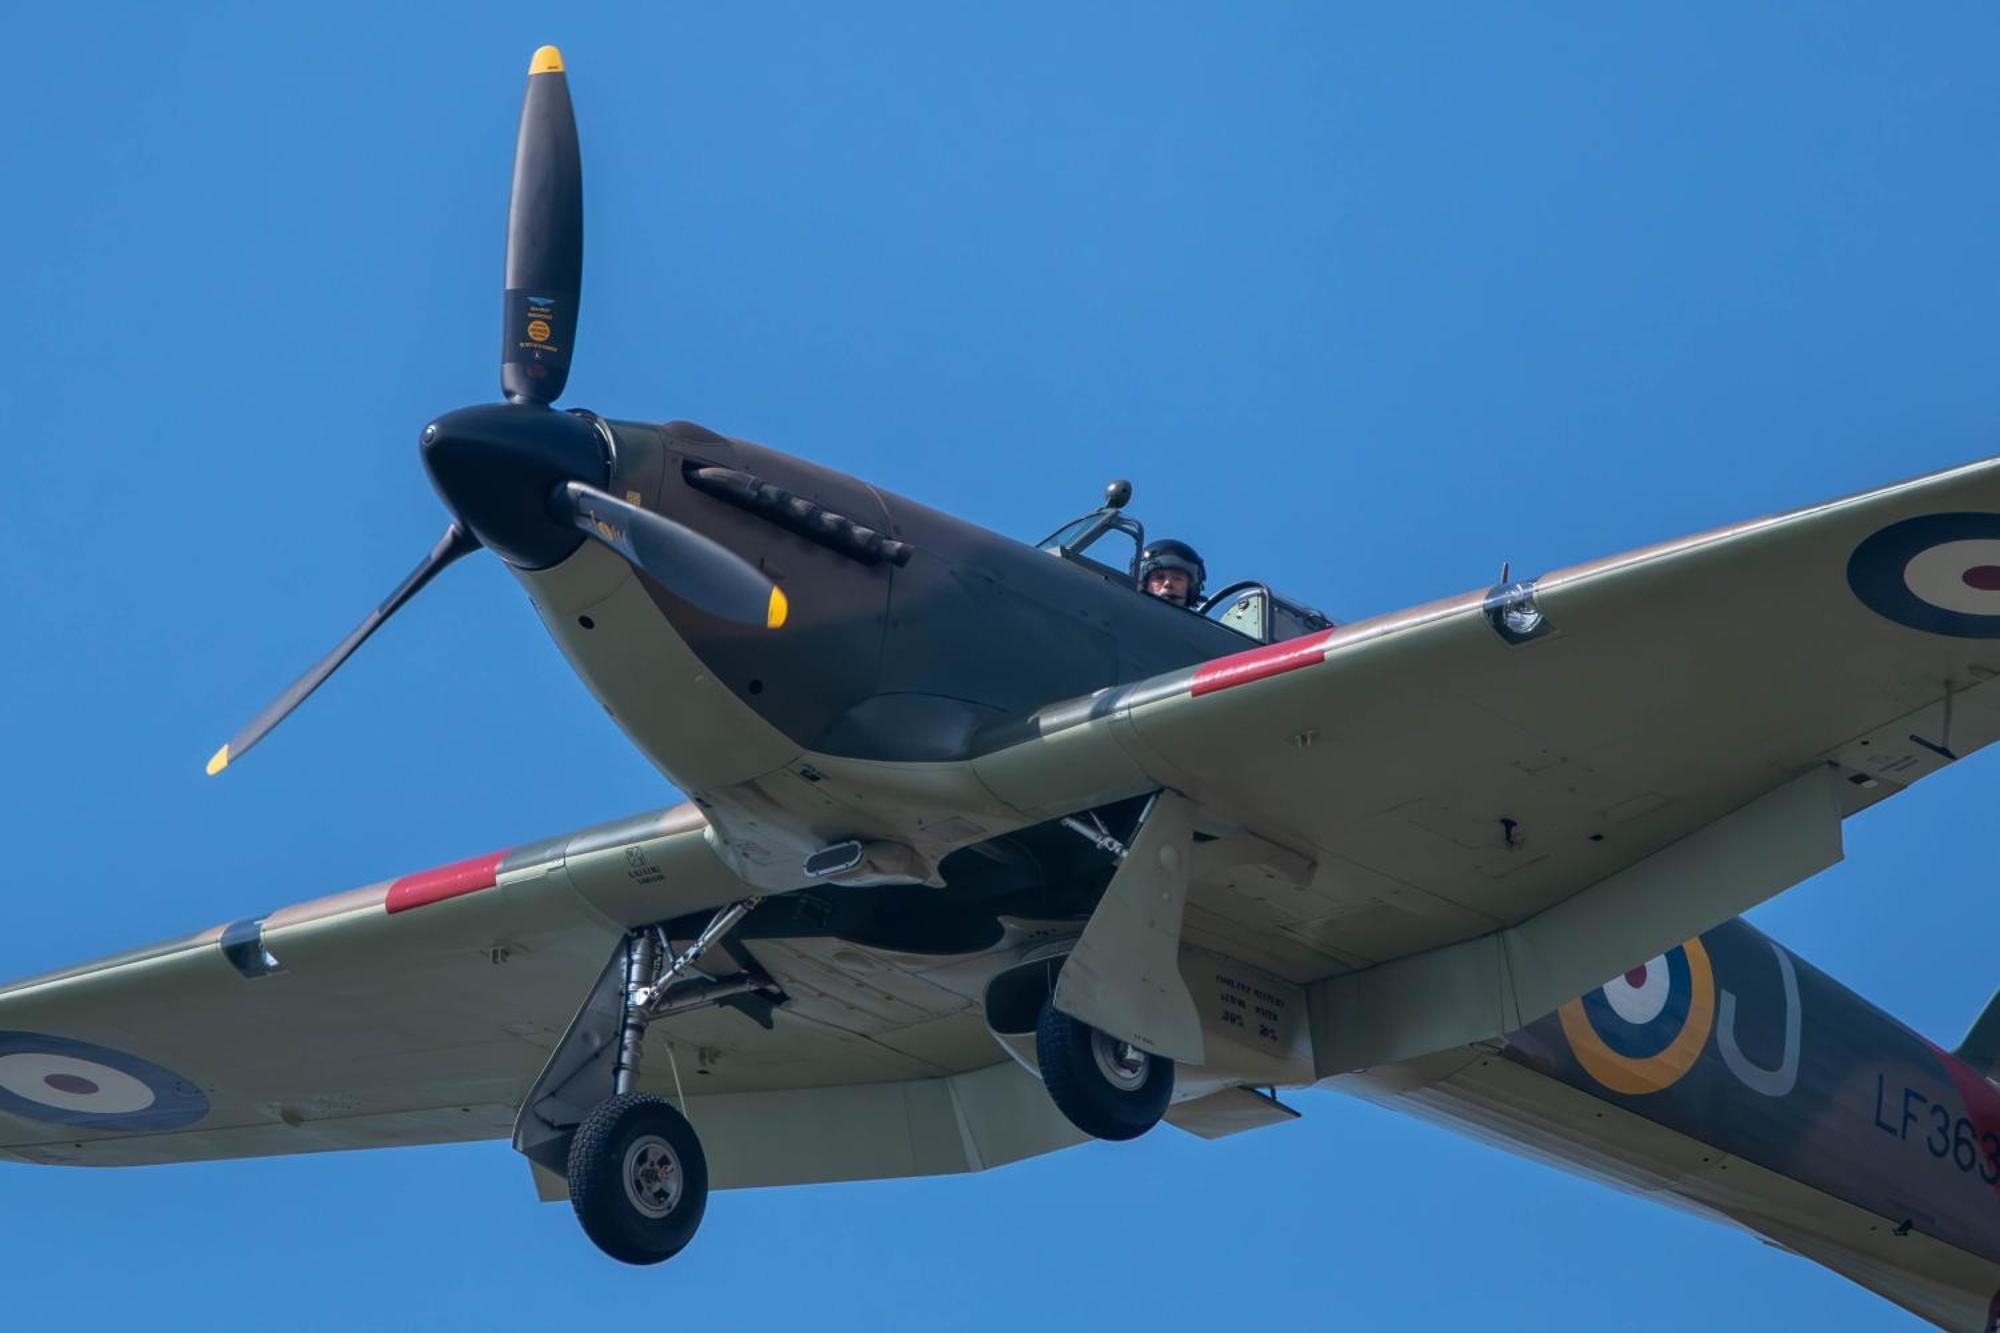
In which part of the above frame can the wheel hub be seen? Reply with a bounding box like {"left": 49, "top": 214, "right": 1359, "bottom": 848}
{"left": 622, "top": 1133, "right": 684, "bottom": 1219}
{"left": 1090, "top": 1029, "right": 1151, "bottom": 1092}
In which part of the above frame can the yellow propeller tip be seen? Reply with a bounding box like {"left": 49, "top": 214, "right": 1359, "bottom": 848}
{"left": 766, "top": 586, "right": 789, "bottom": 630}
{"left": 205, "top": 744, "right": 231, "bottom": 777}
{"left": 530, "top": 45, "right": 565, "bottom": 75}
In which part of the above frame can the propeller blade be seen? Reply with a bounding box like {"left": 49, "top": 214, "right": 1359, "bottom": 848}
{"left": 501, "top": 45, "right": 583, "bottom": 406}
{"left": 206, "top": 524, "right": 481, "bottom": 776}
{"left": 551, "top": 481, "right": 788, "bottom": 629}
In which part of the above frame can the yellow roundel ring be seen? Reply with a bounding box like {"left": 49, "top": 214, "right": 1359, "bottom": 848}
{"left": 1557, "top": 937, "right": 1716, "bottom": 1096}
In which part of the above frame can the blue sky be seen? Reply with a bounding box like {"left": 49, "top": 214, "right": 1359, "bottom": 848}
{"left": 4, "top": 4, "right": 1998, "bottom": 1327}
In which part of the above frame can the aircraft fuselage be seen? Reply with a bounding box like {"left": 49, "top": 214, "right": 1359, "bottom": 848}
{"left": 1338, "top": 916, "right": 2000, "bottom": 1329}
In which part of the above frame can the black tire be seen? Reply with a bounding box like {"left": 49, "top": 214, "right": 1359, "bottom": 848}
{"left": 566, "top": 1093, "right": 709, "bottom": 1265}
{"left": 1035, "top": 997, "right": 1174, "bottom": 1141}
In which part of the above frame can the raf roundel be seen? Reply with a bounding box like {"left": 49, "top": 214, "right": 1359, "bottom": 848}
{"left": 0, "top": 1032, "right": 209, "bottom": 1132}
{"left": 1557, "top": 939, "right": 1716, "bottom": 1096}
{"left": 1848, "top": 512, "right": 2000, "bottom": 638}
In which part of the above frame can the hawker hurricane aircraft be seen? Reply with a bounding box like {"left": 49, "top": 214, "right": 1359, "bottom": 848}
{"left": 11, "top": 45, "right": 2000, "bottom": 1329}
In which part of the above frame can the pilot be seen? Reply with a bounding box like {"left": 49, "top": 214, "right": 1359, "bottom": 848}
{"left": 1137, "top": 539, "right": 1206, "bottom": 608}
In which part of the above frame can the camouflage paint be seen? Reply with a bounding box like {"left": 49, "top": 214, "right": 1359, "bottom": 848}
{"left": 596, "top": 417, "right": 1255, "bottom": 763}
{"left": 1501, "top": 916, "right": 2000, "bottom": 1316}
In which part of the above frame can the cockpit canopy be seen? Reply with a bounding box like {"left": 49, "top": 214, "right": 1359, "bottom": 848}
{"left": 1037, "top": 480, "right": 1332, "bottom": 646}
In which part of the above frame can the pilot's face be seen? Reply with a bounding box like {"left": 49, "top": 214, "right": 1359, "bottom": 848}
{"left": 1145, "top": 567, "right": 1192, "bottom": 606}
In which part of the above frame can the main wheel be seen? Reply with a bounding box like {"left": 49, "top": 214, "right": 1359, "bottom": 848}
{"left": 566, "top": 1092, "right": 709, "bottom": 1265}
{"left": 1035, "top": 997, "right": 1174, "bottom": 1141}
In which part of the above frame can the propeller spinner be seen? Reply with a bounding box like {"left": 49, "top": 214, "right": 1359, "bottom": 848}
{"left": 207, "top": 46, "right": 784, "bottom": 778}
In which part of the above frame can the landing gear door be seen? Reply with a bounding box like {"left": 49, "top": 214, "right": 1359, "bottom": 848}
{"left": 512, "top": 941, "right": 630, "bottom": 1175}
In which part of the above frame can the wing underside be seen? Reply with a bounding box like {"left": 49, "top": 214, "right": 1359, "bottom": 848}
{"left": 0, "top": 808, "right": 1080, "bottom": 1185}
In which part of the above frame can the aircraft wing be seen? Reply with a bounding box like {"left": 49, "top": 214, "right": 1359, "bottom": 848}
{"left": 974, "top": 455, "right": 2000, "bottom": 1003}
{"left": 18, "top": 455, "right": 2000, "bottom": 1180}
{"left": 0, "top": 805, "right": 1080, "bottom": 1185}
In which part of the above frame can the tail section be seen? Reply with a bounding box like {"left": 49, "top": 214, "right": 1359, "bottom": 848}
{"left": 1337, "top": 917, "right": 2000, "bottom": 1329}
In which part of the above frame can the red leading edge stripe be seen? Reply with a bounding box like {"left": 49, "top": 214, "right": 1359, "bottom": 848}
{"left": 385, "top": 848, "right": 511, "bottom": 914}
{"left": 1189, "top": 628, "right": 1336, "bottom": 698}
{"left": 378, "top": 642, "right": 1336, "bottom": 918}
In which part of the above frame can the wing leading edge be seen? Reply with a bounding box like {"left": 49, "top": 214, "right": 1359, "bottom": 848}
{"left": 0, "top": 809, "right": 707, "bottom": 1166}
{"left": 0, "top": 802, "right": 1083, "bottom": 1186}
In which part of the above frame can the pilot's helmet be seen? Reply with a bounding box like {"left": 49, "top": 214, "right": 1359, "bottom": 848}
{"left": 1138, "top": 539, "right": 1207, "bottom": 606}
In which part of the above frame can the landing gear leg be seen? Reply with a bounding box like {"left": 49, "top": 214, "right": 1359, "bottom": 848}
{"left": 548, "top": 898, "right": 759, "bottom": 1265}
{"left": 1034, "top": 789, "right": 1191, "bottom": 1141}
{"left": 613, "top": 930, "right": 657, "bottom": 1097}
